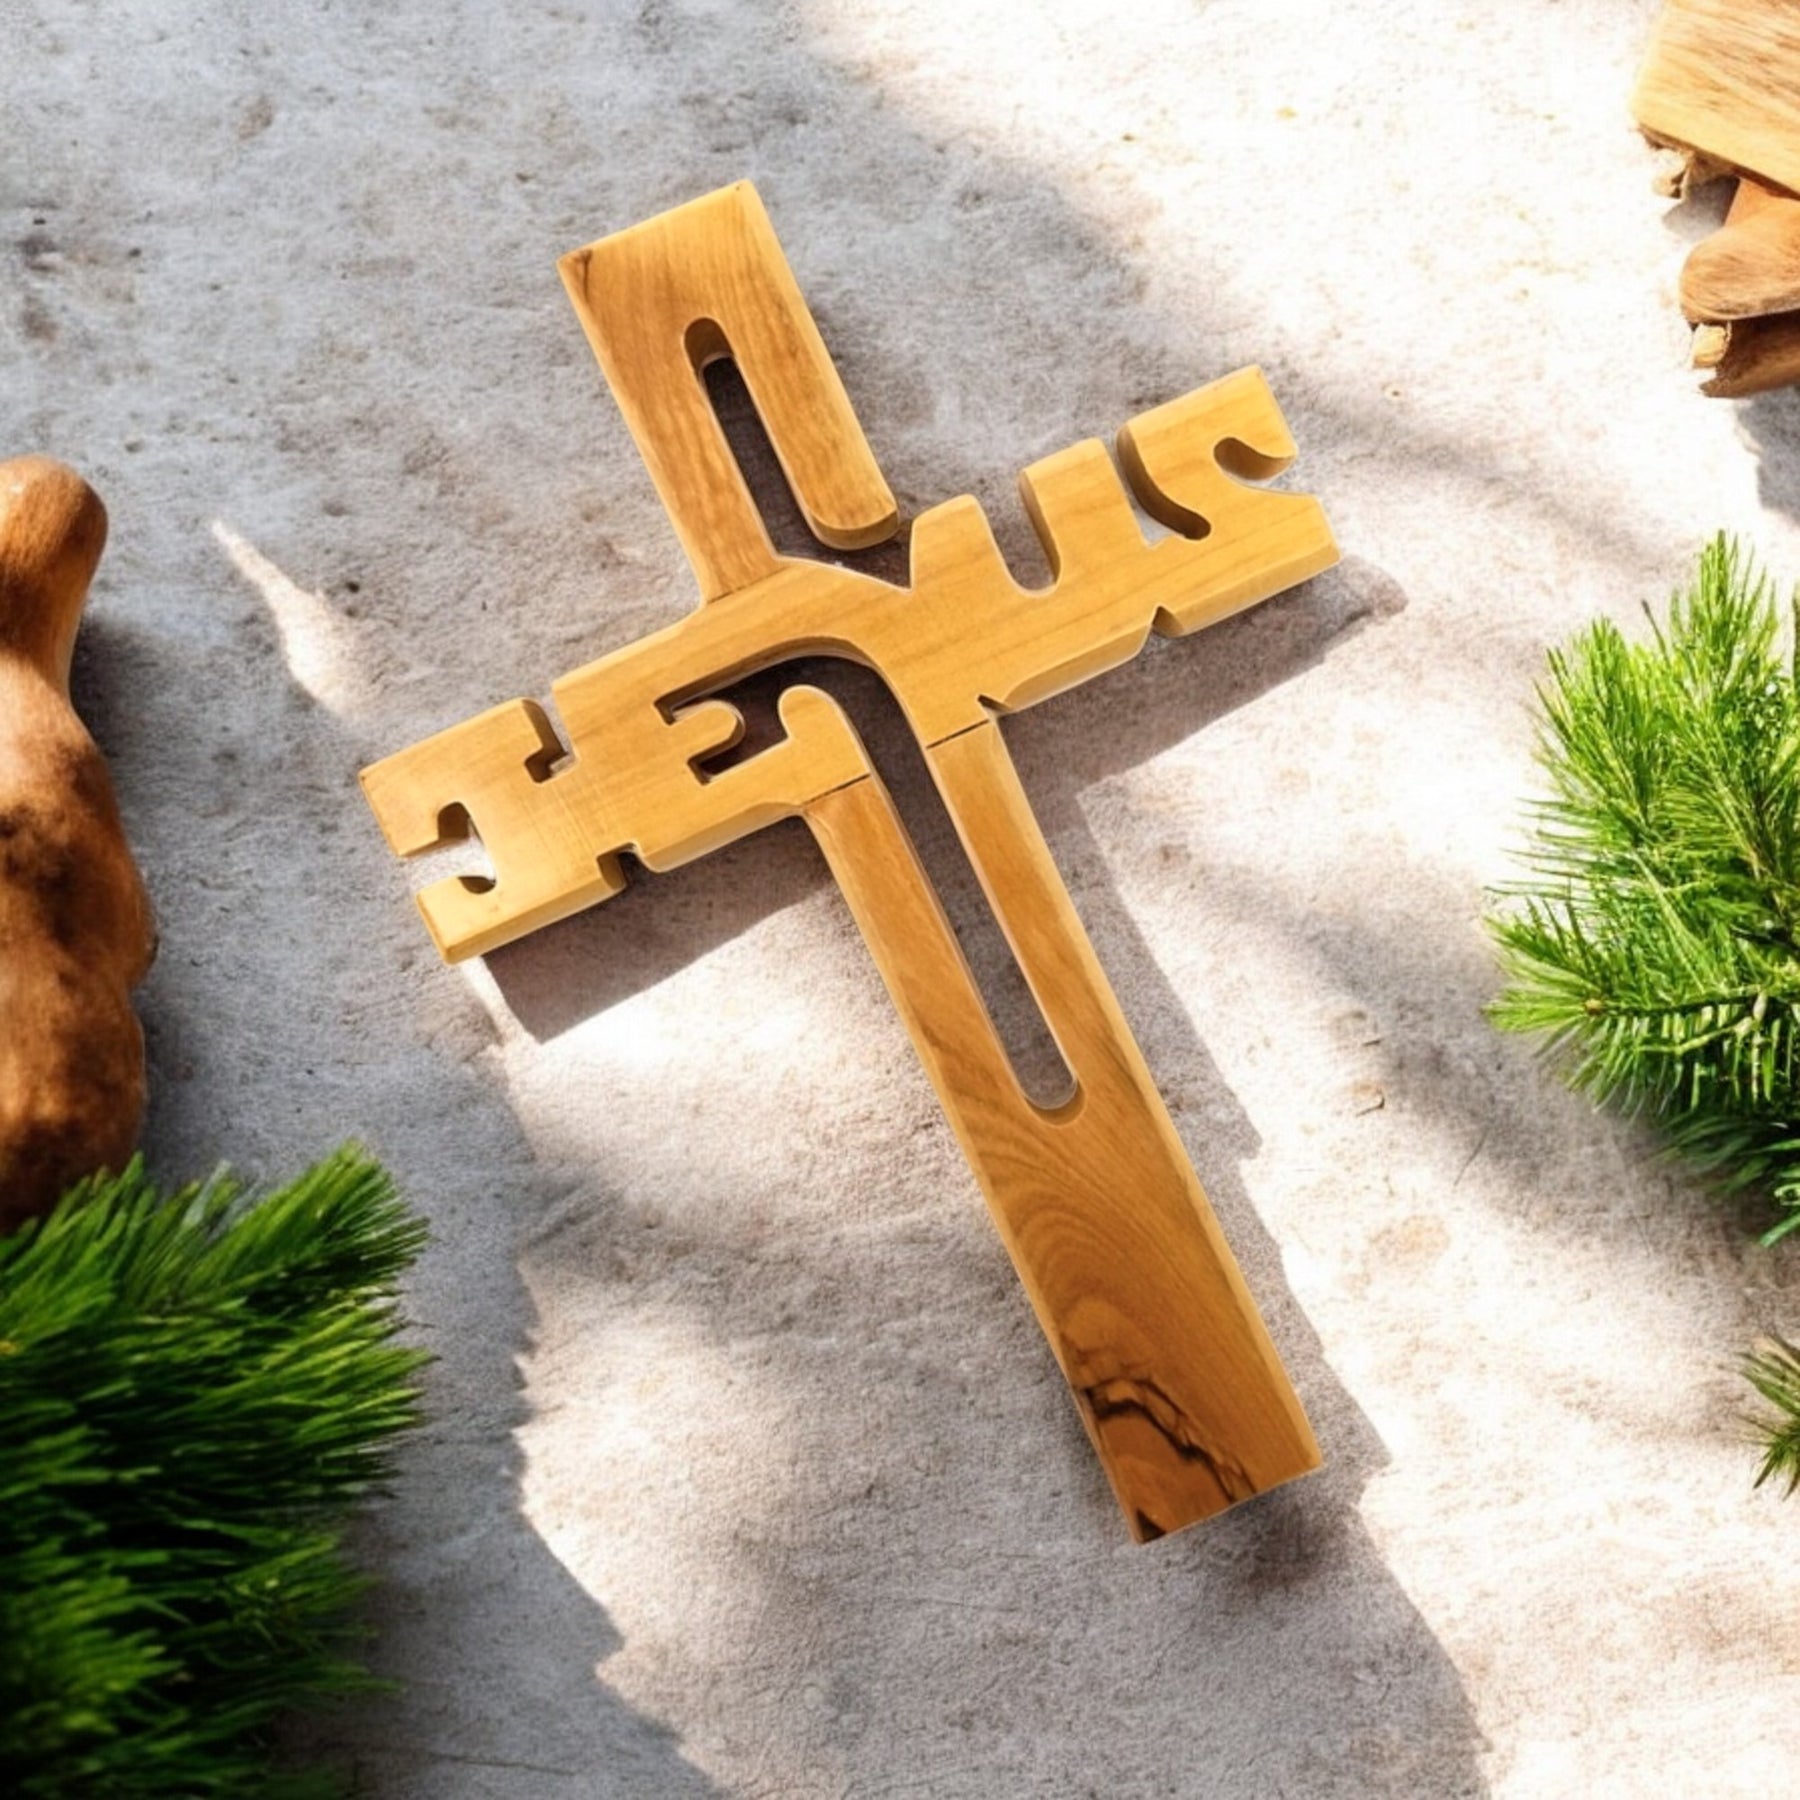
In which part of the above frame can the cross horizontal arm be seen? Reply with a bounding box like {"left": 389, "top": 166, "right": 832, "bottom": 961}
{"left": 360, "top": 367, "right": 1334, "bottom": 963}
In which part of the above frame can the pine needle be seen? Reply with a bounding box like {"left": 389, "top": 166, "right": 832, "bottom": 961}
{"left": 1746, "top": 1337, "right": 1800, "bottom": 1495}
{"left": 0, "top": 1148, "right": 428, "bottom": 1798}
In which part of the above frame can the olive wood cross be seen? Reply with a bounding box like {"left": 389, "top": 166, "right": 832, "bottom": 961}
{"left": 362, "top": 182, "right": 1338, "bottom": 1539}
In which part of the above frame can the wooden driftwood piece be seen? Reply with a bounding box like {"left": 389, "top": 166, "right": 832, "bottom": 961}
{"left": 0, "top": 458, "right": 155, "bottom": 1231}
{"left": 1634, "top": 2, "right": 1800, "bottom": 392}
{"left": 363, "top": 182, "right": 1336, "bottom": 1538}
{"left": 1679, "top": 175, "right": 1800, "bottom": 320}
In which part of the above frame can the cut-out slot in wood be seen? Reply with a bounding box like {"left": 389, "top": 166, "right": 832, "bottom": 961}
{"left": 689, "top": 655, "right": 1075, "bottom": 1109}
{"left": 701, "top": 354, "right": 913, "bottom": 586}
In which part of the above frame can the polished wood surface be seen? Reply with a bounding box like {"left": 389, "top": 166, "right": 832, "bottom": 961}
{"left": 810, "top": 714, "right": 1318, "bottom": 1533}
{"left": 560, "top": 183, "right": 898, "bottom": 600}
{"left": 363, "top": 182, "right": 1336, "bottom": 1535}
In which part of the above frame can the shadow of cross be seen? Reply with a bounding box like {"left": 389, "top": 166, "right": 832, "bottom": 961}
{"left": 360, "top": 180, "right": 1340, "bottom": 1542}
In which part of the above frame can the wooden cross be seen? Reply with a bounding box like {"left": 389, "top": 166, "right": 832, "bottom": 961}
{"left": 362, "top": 183, "right": 1338, "bottom": 1540}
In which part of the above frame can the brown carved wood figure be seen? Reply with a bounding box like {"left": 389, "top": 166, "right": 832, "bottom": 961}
{"left": 364, "top": 184, "right": 1337, "bottom": 1538}
{"left": 0, "top": 457, "right": 155, "bottom": 1230}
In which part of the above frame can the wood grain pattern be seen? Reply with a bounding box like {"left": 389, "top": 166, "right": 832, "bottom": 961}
{"left": 362, "top": 182, "right": 1337, "bottom": 1535}
{"left": 1633, "top": 0, "right": 1800, "bottom": 196}
{"left": 812, "top": 714, "right": 1319, "bottom": 1533}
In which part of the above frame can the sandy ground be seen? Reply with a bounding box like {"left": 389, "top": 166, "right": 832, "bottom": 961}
{"left": 11, "top": 1, "right": 1800, "bottom": 1793}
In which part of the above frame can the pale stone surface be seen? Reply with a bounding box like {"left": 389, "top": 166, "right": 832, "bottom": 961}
{"left": 10, "top": 1, "right": 1800, "bottom": 1793}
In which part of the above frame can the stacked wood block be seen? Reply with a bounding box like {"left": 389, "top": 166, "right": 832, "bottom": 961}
{"left": 1634, "top": 0, "right": 1800, "bottom": 396}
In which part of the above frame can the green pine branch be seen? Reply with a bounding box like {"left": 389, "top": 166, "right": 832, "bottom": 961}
{"left": 1486, "top": 537, "right": 1800, "bottom": 1491}
{"left": 1488, "top": 536, "right": 1800, "bottom": 1235}
{"left": 0, "top": 1148, "right": 428, "bottom": 1799}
